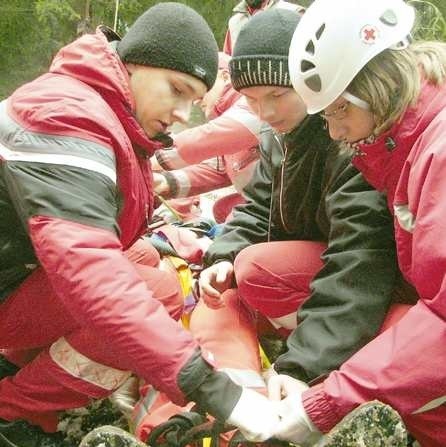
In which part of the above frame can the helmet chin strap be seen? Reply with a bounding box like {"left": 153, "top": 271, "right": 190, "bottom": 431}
{"left": 342, "top": 91, "right": 370, "bottom": 110}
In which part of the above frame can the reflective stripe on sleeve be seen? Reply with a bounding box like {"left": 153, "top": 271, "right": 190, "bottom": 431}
{"left": 0, "top": 100, "right": 116, "bottom": 183}
{"left": 49, "top": 337, "right": 130, "bottom": 391}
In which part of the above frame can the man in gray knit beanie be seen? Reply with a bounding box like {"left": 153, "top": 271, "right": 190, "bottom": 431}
{"left": 118, "top": 2, "right": 218, "bottom": 92}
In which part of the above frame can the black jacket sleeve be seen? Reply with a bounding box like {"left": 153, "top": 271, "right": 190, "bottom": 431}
{"left": 275, "top": 150, "right": 398, "bottom": 381}
{"left": 203, "top": 131, "right": 274, "bottom": 267}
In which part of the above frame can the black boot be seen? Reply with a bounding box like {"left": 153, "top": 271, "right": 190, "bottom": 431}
{"left": 0, "top": 419, "right": 65, "bottom": 447}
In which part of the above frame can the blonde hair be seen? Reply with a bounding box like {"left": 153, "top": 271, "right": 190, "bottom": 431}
{"left": 347, "top": 41, "right": 446, "bottom": 135}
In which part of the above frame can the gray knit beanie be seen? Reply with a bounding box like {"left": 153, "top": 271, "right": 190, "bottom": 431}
{"left": 117, "top": 2, "right": 218, "bottom": 91}
{"left": 230, "top": 8, "right": 301, "bottom": 91}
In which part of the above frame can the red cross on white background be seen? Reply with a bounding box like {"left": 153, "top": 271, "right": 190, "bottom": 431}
{"left": 360, "top": 25, "right": 379, "bottom": 44}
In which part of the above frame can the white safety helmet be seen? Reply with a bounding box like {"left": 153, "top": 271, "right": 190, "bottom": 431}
{"left": 288, "top": 0, "right": 415, "bottom": 114}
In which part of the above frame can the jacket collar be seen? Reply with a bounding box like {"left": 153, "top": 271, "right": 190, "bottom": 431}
{"left": 49, "top": 27, "right": 164, "bottom": 156}
{"left": 353, "top": 81, "right": 446, "bottom": 196}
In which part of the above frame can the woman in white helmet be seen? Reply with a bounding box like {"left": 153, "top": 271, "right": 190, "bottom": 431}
{"left": 280, "top": 0, "right": 446, "bottom": 445}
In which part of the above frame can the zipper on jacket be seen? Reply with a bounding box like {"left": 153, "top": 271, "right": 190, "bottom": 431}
{"left": 267, "top": 180, "right": 274, "bottom": 242}
{"left": 278, "top": 137, "right": 291, "bottom": 233}
{"left": 268, "top": 134, "right": 282, "bottom": 241}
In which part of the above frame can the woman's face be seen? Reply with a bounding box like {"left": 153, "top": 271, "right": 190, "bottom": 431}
{"left": 321, "top": 96, "right": 376, "bottom": 143}
{"left": 127, "top": 64, "right": 207, "bottom": 138}
{"left": 240, "top": 85, "right": 307, "bottom": 133}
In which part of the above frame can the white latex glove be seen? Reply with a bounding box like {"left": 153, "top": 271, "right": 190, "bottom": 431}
{"left": 199, "top": 261, "right": 234, "bottom": 309}
{"left": 262, "top": 363, "right": 278, "bottom": 382}
{"left": 108, "top": 375, "right": 140, "bottom": 418}
{"left": 227, "top": 388, "right": 281, "bottom": 442}
{"left": 268, "top": 374, "right": 320, "bottom": 444}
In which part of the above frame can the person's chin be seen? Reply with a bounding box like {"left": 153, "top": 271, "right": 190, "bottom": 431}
{"left": 140, "top": 121, "right": 156, "bottom": 138}
{"left": 145, "top": 128, "right": 156, "bottom": 138}
{"left": 145, "top": 123, "right": 164, "bottom": 138}
{"left": 271, "top": 121, "right": 290, "bottom": 133}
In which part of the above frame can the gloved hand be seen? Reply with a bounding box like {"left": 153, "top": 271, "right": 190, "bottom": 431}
{"left": 227, "top": 388, "right": 281, "bottom": 442}
{"left": 108, "top": 375, "right": 140, "bottom": 418}
{"left": 199, "top": 261, "right": 234, "bottom": 309}
{"left": 262, "top": 363, "right": 278, "bottom": 383}
{"left": 268, "top": 374, "right": 321, "bottom": 444}
{"left": 181, "top": 352, "right": 277, "bottom": 441}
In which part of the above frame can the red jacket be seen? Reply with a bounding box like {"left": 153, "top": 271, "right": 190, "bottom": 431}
{"left": 154, "top": 84, "right": 261, "bottom": 197}
{"left": 303, "top": 81, "right": 446, "bottom": 446}
{"left": 0, "top": 28, "right": 210, "bottom": 404}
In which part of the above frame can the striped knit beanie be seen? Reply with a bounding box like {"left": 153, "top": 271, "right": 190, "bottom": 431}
{"left": 117, "top": 2, "right": 218, "bottom": 91}
{"left": 230, "top": 8, "right": 301, "bottom": 91}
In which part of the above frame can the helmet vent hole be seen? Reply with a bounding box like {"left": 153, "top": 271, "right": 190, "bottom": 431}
{"left": 301, "top": 59, "right": 315, "bottom": 73}
{"left": 305, "top": 40, "right": 315, "bottom": 55}
{"left": 380, "top": 10, "right": 398, "bottom": 26}
{"left": 315, "top": 23, "right": 326, "bottom": 40}
{"left": 304, "top": 74, "right": 322, "bottom": 92}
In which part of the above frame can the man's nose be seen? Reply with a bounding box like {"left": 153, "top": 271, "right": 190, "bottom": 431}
{"left": 172, "top": 100, "right": 192, "bottom": 124}
{"left": 257, "top": 101, "right": 275, "bottom": 123}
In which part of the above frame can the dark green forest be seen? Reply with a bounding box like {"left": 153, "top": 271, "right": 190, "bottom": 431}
{"left": 0, "top": 0, "right": 445, "bottom": 99}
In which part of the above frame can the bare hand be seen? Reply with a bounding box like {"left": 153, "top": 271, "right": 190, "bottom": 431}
{"left": 199, "top": 261, "right": 234, "bottom": 308}
{"left": 153, "top": 172, "right": 170, "bottom": 196}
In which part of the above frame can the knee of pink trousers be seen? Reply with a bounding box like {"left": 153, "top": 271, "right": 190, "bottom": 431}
{"left": 125, "top": 238, "right": 160, "bottom": 267}
{"left": 126, "top": 239, "right": 183, "bottom": 320}
{"left": 132, "top": 262, "right": 184, "bottom": 321}
{"left": 234, "top": 241, "right": 326, "bottom": 318}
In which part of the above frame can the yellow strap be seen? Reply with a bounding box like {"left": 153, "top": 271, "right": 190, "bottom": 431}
{"left": 259, "top": 343, "right": 271, "bottom": 369}
{"left": 163, "top": 256, "right": 194, "bottom": 329}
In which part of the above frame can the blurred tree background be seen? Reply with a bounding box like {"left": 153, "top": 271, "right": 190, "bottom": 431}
{"left": 0, "top": 0, "right": 444, "bottom": 99}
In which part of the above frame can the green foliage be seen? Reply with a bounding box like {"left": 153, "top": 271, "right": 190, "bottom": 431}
{"left": 408, "top": 0, "right": 446, "bottom": 41}
{"left": 0, "top": 0, "right": 237, "bottom": 99}
{"left": 58, "top": 399, "right": 128, "bottom": 446}
{"left": 0, "top": 0, "right": 445, "bottom": 99}
{"left": 0, "top": 1, "right": 47, "bottom": 98}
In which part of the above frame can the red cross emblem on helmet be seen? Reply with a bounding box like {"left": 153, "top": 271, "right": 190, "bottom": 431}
{"left": 360, "top": 25, "right": 379, "bottom": 44}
